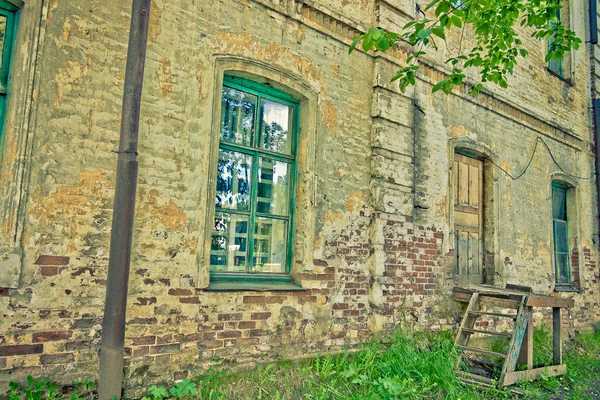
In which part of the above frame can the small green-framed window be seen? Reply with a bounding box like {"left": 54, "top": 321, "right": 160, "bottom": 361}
{"left": 547, "top": 6, "right": 563, "bottom": 77}
{"left": 552, "top": 183, "right": 570, "bottom": 285}
{"left": 209, "top": 75, "right": 299, "bottom": 283}
{"left": 0, "top": 0, "right": 18, "bottom": 167}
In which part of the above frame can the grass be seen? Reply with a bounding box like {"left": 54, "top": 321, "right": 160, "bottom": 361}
{"left": 188, "top": 326, "right": 600, "bottom": 400}
{"left": 6, "top": 325, "right": 599, "bottom": 399}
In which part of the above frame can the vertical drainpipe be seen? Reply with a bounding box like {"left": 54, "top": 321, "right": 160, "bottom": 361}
{"left": 594, "top": 100, "right": 600, "bottom": 244}
{"left": 98, "top": 0, "right": 151, "bottom": 399}
{"left": 590, "top": 0, "right": 600, "bottom": 245}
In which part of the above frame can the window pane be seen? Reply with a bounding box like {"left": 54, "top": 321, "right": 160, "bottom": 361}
{"left": 253, "top": 217, "right": 287, "bottom": 273}
{"left": 220, "top": 87, "right": 256, "bottom": 147}
{"left": 554, "top": 220, "right": 568, "bottom": 253}
{"left": 215, "top": 149, "right": 252, "bottom": 211}
{"left": 552, "top": 188, "right": 566, "bottom": 220}
{"left": 0, "top": 15, "right": 6, "bottom": 73}
{"left": 555, "top": 253, "right": 569, "bottom": 285}
{"left": 210, "top": 213, "right": 248, "bottom": 272}
{"left": 257, "top": 158, "right": 290, "bottom": 216}
{"left": 259, "top": 99, "right": 292, "bottom": 154}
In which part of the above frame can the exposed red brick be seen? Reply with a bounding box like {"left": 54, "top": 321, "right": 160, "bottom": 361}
{"left": 40, "top": 353, "right": 74, "bottom": 364}
{"left": 218, "top": 313, "right": 243, "bottom": 321}
{"left": 168, "top": 288, "right": 193, "bottom": 296}
{"left": 35, "top": 255, "right": 69, "bottom": 265}
{"left": 251, "top": 312, "right": 271, "bottom": 320}
{"left": 198, "top": 340, "right": 223, "bottom": 350}
{"left": 157, "top": 335, "right": 172, "bottom": 344}
{"left": 150, "top": 344, "right": 180, "bottom": 354}
{"left": 133, "top": 346, "right": 149, "bottom": 357}
{"left": 0, "top": 288, "right": 9, "bottom": 297}
{"left": 249, "top": 329, "right": 271, "bottom": 337}
{"left": 40, "top": 266, "right": 59, "bottom": 277}
{"left": 32, "top": 331, "right": 72, "bottom": 343}
{"left": 217, "top": 330, "right": 242, "bottom": 339}
{"left": 238, "top": 321, "right": 256, "bottom": 329}
{"left": 0, "top": 344, "right": 43, "bottom": 356}
{"left": 179, "top": 297, "right": 200, "bottom": 304}
{"left": 298, "top": 296, "right": 317, "bottom": 304}
{"left": 313, "top": 259, "right": 329, "bottom": 267}
{"left": 243, "top": 296, "right": 266, "bottom": 304}
{"left": 135, "top": 297, "right": 157, "bottom": 305}
{"left": 174, "top": 333, "right": 202, "bottom": 343}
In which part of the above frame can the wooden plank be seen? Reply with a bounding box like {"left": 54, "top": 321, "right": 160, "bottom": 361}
{"left": 454, "top": 160, "right": 459, "bottom": 206}
{"left": 454, "top": 293, "right": 480, "bottom": 369}
{"left": 453, "top": 291, "right": 472, "bottom": 303}
{"left": 459, "top": 161, "right": 469, "bottom": 206}
{"left": 455, "top": 293, "right": 480, "bottom": 347}
{"left": 455, "top": 210, "right": 479, "bottom": 228}
{"left": 505, "top": 283, "right": 533, "bottom": 293}
{"left": 501, "top": 300, "right": 528, "bottom": 381}
{"left": 458, "top": 345, "right": 506, "bottom": 358}
{"left": 502, "top": 365, "right": 567, "bottom": 386}
{"left": 517, "top": 306, "right": 533, "bottom": 370}
{"left": 479, "top": 296, "right": 522, "bottom": 309}
{"left": 526, "top": 295, "right": 574, "bottom": 308}
{"left": 456, "top": 371, "right": 493, "bottom": 384}
{"left": 469, "top": 311, "right": 517, "bottom": 319}
{"left": 458, "top": 231, "right": 468, "bottom": 276}
{"left": 463, "top": 328, "right": 512, "bottom": 338}
{"left": 553, "top": 307, "right": 562, "bottom": 365}
{"left": 469, "top": 164, "right": 479, "bottom": 207}
{"left": 467, "top": 232, "right": 474, "bottom": 276}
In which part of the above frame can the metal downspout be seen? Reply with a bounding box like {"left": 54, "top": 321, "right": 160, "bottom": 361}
{"left": 98, "top": 1, "right": 151, "bottom": 399}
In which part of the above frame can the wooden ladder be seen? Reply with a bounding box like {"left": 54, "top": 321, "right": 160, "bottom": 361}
{"left": 454, "top": 291, "right": 531, "bottom": 389}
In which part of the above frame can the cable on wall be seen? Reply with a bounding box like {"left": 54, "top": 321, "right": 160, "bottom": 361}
{"left": 482, "top": 136, "right": 595, "bottom": 181}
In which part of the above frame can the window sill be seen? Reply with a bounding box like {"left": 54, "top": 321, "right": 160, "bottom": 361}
{"left": 553, "top": 285, "right": 581, "bottom": 293}
{"left": 205, "top": 280, "right": 305, "bottom": 292}
{"left": 546, "top": 67, "right": 573, "bottom": 86}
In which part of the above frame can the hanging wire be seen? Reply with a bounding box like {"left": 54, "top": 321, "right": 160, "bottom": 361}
{"left": 481, "top": 136, "right": 595, "bottom": 181}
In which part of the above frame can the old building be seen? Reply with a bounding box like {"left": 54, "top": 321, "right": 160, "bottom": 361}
{"left": 0, "top": 0, "right": 599, "bottom": 392}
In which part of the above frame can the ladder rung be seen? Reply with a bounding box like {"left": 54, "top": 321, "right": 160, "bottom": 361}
{"left": 462, "top": 328, "right": 512, "bottom": 338}
{"left": 457, "top": 377, "right": 494, "bottom": 390}
{"left": 456, "top": 371, "right": 493, "bottom": 384}
{"left": 469, "top": 311, "right": 517, "bottom": 320}
{"left": 458, "top": 345, "right": 507, "bottom": 358}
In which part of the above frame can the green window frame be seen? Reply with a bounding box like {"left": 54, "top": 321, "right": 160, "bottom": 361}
{"left": 547, "top": 6, "right": 563, "bottom": 77}
{"left": 209, "top": 75, "right": 299, "bottom": 284}
{"left": 0, "top": 0, "right": 18, "bottom": 167}
{"left": 552, "top": 183, "right": 570, "bottom": 285}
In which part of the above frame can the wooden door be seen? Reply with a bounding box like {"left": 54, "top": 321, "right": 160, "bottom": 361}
{"left": 454, "top": 153, "right": 484, "bottom": 284}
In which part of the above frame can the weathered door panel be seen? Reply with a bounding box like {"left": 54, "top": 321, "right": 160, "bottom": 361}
{"left": 454, "top": 154, "right": 484, "bottom": 284}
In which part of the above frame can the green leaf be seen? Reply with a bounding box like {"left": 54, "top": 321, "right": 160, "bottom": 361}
{"left": 435, "top": 1, "right": 452, "bottom": 16}
{"left": 348, "top": 35, "right": 362, "bottom": 54}
{"left": 432, "top": 80, "right": 447, "bottom": 93}
{"left": 432, "top": 26, "right": 446, "bottom": 39}
{"left": 417, "top": 29, "right": 433, "bottom": 39}
{"left": 450, "top": 15, "right": 462, "bottom": 28}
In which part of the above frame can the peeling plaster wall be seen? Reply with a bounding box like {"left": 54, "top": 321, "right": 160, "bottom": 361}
{"left": 0, "top": 0, "right": 598, "bottom": 392}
